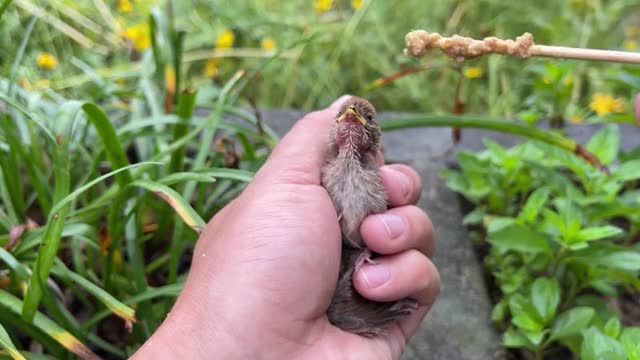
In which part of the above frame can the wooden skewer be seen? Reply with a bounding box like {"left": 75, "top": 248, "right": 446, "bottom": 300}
{"left": 404, "top": 30, "right": 640, "bottom": 65}
{"left": 529, "top": 45, "right": 640, "bottom": 64}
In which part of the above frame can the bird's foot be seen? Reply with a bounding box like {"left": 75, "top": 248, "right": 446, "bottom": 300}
{"left": 354, "top": 248, "right": 377, "bottom": 274}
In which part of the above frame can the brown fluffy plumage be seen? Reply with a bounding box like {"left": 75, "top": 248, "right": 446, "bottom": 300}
{"left": 321, "top": 97, "right": 417, "bottom": 337}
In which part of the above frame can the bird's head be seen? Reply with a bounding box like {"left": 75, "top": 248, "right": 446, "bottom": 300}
{"left": 333, "top": 97, "right": 380, "bottom": 155}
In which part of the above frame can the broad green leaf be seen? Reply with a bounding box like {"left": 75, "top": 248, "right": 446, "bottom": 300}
{"left": 488, "top": 224, "right": 550, "bottom": 253}
{"left": 620, "top": 327, "right": 640, "bottom": 360}
{"left": 530, "top": 277, "right": 560, "bottom": 324}
{"left": 491, "top": 298, "right": 507, "bottom": 322}
{"left": 486, "top": 217, "right": 516, "bottom": 234}
{"left": 509, "top": 294, "right": 544, "bottom": 332}
{"left": 520, "top": 187, "right": 551, "bottom": 224}
{"left": 0, "top": 290, "right": 99, "bottom": 359}
{"left": 503, "top": 328, "right": 534, "bottom": 349}
{"left": 512, "top": 313, "right": 543, "bottom": 331}
{"left": 577, "top": 226, "right": 623, "bottom": 242}
{"left": 130, "top": 180, "right": 206, "bottom": 233}
{"left": 581, "top": 327, "right": 626, "bottom": 360}
{"left": 603, "top": 317, "right": 621, "bottom": 338}
{"left": 523, "top": 329, "right": 545, "bottom": 346}
{"left": 550, "top": 307, "right": 595, "bottom": 340}
{"left": 613, "top": 160, "right": 640, "bottom": 182}
{"left": 0, "top": 323, "right": 26, "bottom": 360}
{"left": 463, "top": 206, "right": 485, "bottom": 225}
{"left": 598, "top": 251, "right": 640, "bottom": 271}
{"left": 586, "top": 124, "right": 619, "bottom": 165}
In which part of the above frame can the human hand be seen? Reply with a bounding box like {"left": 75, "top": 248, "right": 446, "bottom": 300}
{"left": 132, "top": 96, "right": 440, "bottom": 360}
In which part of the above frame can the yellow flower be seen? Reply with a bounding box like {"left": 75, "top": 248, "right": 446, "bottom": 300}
{"left": 215, "top": 30, "right": 235, "bottom": 49}
{"left": 36, "top": 52, "right": 58, "bottom": 70}
{"left": 625, "top": 25, "right": 640, "bottom": 38}
{"left": 204, "top": 58, "right": 220, "bottom": 77}
{"left": 123, "top": 23, "right": 150, "bottom": 51}
{"left": 589, "top": 93, "right": 624, "bottom": 116}
{"left": 261, "top": 37, "right": 276, "bottom": 50}
{"left": 568, "top": 114, "right": 583, "bottom": 124}
{"left": 563, "top": 75, "right": 573, "bottom": 87}
{"left": 351, "top": 0, "right": 363, "bottom": 9}
{"left": 118, "top": 0, "right": 132, "bottom": 13}
{"left": 463, "top": 66, "right": 482, "bottom": 79}
{"left": 623, "top": 40, "right": 638, "bottom": 51}
{"left": 314, "top": 0, "right": 333, "bottom": 13}
{"left": 35, "top": 79, "right": 50, "bottom": 89}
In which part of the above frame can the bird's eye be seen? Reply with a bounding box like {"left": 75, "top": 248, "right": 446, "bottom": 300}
{"left": 366, "top": 115, "right": 373, "bottom": 121}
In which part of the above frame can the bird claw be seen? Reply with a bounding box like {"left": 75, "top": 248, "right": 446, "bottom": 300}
{"left": 354, "top": 248, "right": 376, "bottom": 274}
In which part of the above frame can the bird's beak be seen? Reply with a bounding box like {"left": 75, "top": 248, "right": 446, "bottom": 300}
{"left": 337, "top": 107, "right": 367, "bottom": 126}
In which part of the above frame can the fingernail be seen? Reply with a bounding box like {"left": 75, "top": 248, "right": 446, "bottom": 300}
{"left": 376, "top": 213, "right": 405, "bottom": 240}
{"left": 395, "top": 171, "right": 411, "bottom": 197}
{"left": 361, "top": 264, "right": 390, "bottom": 288}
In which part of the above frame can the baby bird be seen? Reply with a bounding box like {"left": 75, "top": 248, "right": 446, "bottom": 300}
{"left": 321, "top": 97, "right": 417, "bottom": 337}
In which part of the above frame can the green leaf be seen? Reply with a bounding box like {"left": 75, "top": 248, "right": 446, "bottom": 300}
{"left": 613, "top": 160, "right": 640, "bottom": 182}
{"left": 586, "top": 124, "right": 619, "bottom": 165}
{"left": 581, "top": 327, "right": 626, "bottom": 360}
{"left": 463, "top": 207, "right": 485, "bottom": 225}
{"left": 491, "top": 298, "right": 507, "bottom": 322}
{"left": 488, "top": 224, "right": 550, "bottom": 253}
{"left": 530, "top": 277, "right": 560, "bottom": 324}
{"left": 0, "top": 290, "right": 99, "bottom": 359}
{"left": 52, "top": 260, "right": 136, "bottom": 326}
{"left": 512, "top": 313, "right": 543, "bottom": 331}
{"left": 603, "top": 317, "right": 621, "bottom": 338}
{"left": 158, "top": 172, "right": 216, "bottom": 186}
{"left": 620, "top": 327, "right": 640, "bottom": 360}
{"left": 81, "top": 103, "right": 134, "bottom": 188}
{"left": 520, "top": 187, "right": 551, "bottom": 224}
{"left": 550, "top": 307, "right": 595, "bottom": 340}
{"left": 22, "top": 137, "right": 71, "bottom": 322}
{"left": 578, "top": 226, "right": 623, "bottom": 242}
{"left": 0, "top": 323, "right": 26, "bottom": 360}
{"left": 169, "top": 89, "right": 198, "bottom": 173}
{"left": 487, "top": 217, "right": 516, "bottom": 234}
{"left": 130, "top": 180, "right": 206, "bottom": 233}
{"left": 503, "top": 328, "right": 534, "bottom": 349}
{"left": 598, "top": 251, "right": 640, "bottom": 271}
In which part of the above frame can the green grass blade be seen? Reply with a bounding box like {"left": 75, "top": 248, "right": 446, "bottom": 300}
{"left": 169, "top": 89, "right": 197, "bottom": 174}
{"left": 195, "top": 168, "right": 254, "bottom": 182}
{"left": 48, "top": 162, "right": 162, "bottom": 217}
{"left": 130, "top": 180, "right": 205, "bottom": 233}
{"left": 52, "top": 260, "right": 136, "bottom": 326}
{"left": 7, "top": 15, "right": 36, "bottom": 98}
{"left": 0, "top": 290, "right": 100, "bottom": 360}
{"left": 81, "top": 103, "right": 134, "bottom": 188}
{"left": 0, "top": 323, "right": 26, "bottom": 360}
{"left": 0, "top": 142, "right": 25, "bottom": 221}
{"left": 0, "top": 94, "right": 56, "bottom": 143}
{"left": 81, "top": 283, "right": 183, "bottom": 330}
{"left": 158, "top": 172, "right": 216, "bottom": 186}
{"left": 22, "top": 137, "right": 71, "bottom": 322}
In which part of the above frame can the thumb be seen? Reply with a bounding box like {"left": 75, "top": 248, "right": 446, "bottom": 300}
{"left": 255, "top": 95, "right": 352, "bottom": 185}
